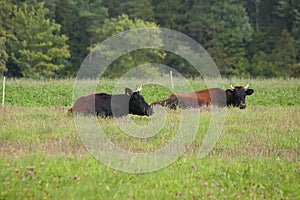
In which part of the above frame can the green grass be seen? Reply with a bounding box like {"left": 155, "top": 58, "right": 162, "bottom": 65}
{"left": 1, "top": 79, "right": 73, "bottom": 107}
{"left": 0, "top": 78, "right": 299, "bottom": 199}
{"left": 1, "top": 155, "right": 298, "bottom": 199}
{"left": 0, "top": 78, "right": 299, "bottom": 107}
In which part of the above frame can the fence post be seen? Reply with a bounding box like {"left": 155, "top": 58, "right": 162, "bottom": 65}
{"left": 2, "top": 76, "right": 5, "bottom": 107}
{"left": 170, "top": 71, "right": 174, "bottom": 89}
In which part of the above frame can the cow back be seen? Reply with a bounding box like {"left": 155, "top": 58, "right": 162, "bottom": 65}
{"left": 174, "top": 88, "right": 226, "bottom": 107}
{"left": 70, "top": 93, "right": 99, "bottom": 115}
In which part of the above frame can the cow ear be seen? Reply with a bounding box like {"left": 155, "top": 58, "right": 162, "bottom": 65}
{"left": 125, "top": 88, "right": 133, "bottom": 96}
{"left": 226, "top": 89, "right": 233, "bottom": 95}
{"left": 245, "top": 89, "right": 254, "bottom": 95}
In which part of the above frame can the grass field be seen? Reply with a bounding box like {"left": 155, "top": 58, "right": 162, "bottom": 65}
{"left": 0, "top": 78, "right": 299, "bottom": 199}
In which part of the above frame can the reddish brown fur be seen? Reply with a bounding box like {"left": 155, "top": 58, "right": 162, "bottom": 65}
{"left": 68, "top": 94, "right": 97, "bottom": 115}
{"left": 151, "top": 88, "right": 226, "bottom": 108}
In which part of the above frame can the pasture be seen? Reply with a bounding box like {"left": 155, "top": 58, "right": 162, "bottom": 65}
{"left": 0, "top": 78, "right": 299, "bottom": 199}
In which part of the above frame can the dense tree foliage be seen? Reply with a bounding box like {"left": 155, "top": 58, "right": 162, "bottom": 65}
{"left": 1, "top": 0, "right": 70, "bottom": 78}
{"left": 94, "top": 14, "right": 164, "bottom": 78}
{"left": 0, "top": 37, "right": 8, "bottom": 74}
{"left": 0, "top": 0, "right": 299, "bottom": 78}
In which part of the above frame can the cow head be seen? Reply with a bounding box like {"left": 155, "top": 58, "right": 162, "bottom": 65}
{"left": 126, "top": 86, "right": 153, "bottom": 116}
{"left": 226, "top": 83, "right": 254, "bottom": 109}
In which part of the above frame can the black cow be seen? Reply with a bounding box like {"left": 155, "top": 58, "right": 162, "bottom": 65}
{"left": 68, "top": 86, "right": 153, "bottom": 117}
{"left": 226, "top": 83, "right": 254, "bottom": 109}
{"left": 151, "top": 83, "right": 254, "bottom": 109}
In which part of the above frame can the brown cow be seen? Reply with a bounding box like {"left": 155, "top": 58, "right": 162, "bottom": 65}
{"left": 151, "top": 83, "right": 254, "bottom": 109}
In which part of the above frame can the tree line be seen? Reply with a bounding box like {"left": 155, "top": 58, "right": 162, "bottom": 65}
{"left": 0, "top": 0, "right": 299, "bottom": 79}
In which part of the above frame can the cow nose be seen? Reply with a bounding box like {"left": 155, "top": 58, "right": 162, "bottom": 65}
{"left": 146, "top": 107, "right": 154, "bottom": 116}
{"left": 240, "top": 103, "right": 246, "bottom": 109}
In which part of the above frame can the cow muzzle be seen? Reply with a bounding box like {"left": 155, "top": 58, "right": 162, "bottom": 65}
{"left": 146, "top": 107, "right": 154, "bottom": 116}
{"left": 239, "top": 103, "right": 246, "bottom": 109}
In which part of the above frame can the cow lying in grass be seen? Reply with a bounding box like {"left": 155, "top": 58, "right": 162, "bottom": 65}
{"left": 151, "top": 83, "right": 254, "bottom": 109}
{"left": 69, "top": 86, "right": 153, "bottom": 117}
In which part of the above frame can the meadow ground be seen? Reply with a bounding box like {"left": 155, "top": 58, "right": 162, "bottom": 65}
{"left": 0, "top": 78, "right": 299, "bottom": 199}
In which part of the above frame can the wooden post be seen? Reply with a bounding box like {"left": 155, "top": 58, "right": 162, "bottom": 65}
{"left": 2, "top": 76, "right": 5, "bottom": 107}
{"left": 170, "top": 71, "right": 174, "bottom": 89}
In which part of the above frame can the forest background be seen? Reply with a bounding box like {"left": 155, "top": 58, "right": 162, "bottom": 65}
{"left": 0, "top": 0, "right": 299, "bottom": 79}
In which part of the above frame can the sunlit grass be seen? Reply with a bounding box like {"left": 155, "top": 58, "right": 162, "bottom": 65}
{"left": 0, "top": 78, "right": 299, "bottom": 199}
{"left": 1, "top": 104, "right": 299, "bottom": 199}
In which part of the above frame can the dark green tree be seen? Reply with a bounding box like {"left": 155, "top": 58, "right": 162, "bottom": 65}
{"left": 5, "top": 1, "right": 70, "bottom": 78}
{"left": 123, "top": 0, "right": 155, "bottom": 21}
{"left": 153, "top": 0, "right": 190, "bottom": 33}
{"left": 249, "top": 51, "right": 274, "bottom": 77}
{"left": 244, "top": 0, "right": 277, "bottom": 31}
{"left": 272, "top": 29, "right": 297, "bottom": 76}
{"left": 247, "top": 28, "right": 275, "bottom": 77}
{"left": 77, "top": 0, "right": 108, "bottom": 45}
{"left": 273, "top": 0, "right": 300, "bottom": 63}
{"left": 187, "top": 0, "right": 208, "bottom": 43}
{"left": 190, "top": 0, "right": 253, "bottom": 76}
{"left": 0, "top": 37, "right": 8, "bottom": 75}
{"left": 103, "top": 0, "right": 155, "bottom": 21}
{"left": 246, "top": 0, "right": 299, "bottom": 77}
{"left": 0, "top": 0, "right": 14, "bottom": 76}
{"left": 94, "top": 14, "right": 164, "bottom": 78}
{"left": 53, "top": 0, "right": 85, "bottom": 76}
{"left": 287, "top": 63, "right": 300, "bottom": 77}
